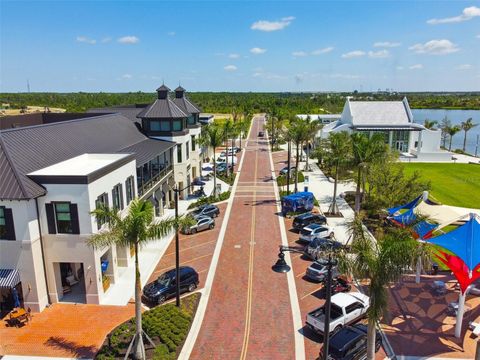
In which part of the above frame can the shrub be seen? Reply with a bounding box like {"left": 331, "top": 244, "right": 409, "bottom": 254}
{"left": 187, "top": 191, "right": 231, "bottom": 209}
{"left": 216, "top": 173, "right": 236, "bottom": 185}
{"left": 276, "top": 171, "right": 304, "bottom": 187}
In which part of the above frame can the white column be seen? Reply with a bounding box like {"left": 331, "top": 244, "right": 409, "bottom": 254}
{"left": 415, "top": 256, "right": 422, "bottom": 284}
{"left": 417, "top": 131, "right": 423, "bottom": 154}
{"left": 455, "top": 291, "right": 467, "bottom": 338}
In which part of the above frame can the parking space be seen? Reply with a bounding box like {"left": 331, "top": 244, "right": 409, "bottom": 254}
{"left": 146, "top": 203, "right": 228, "bottom": 289}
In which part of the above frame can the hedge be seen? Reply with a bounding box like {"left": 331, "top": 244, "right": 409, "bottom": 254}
{"left": 276, "top": 171, "right": 304, "bottom": 187}
{"left": 187, "top": 191, "right": 231, "bottom": 209}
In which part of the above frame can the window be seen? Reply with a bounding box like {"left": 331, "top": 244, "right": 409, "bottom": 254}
{"left": 53, "top": 202, "right": 78, "bottom": 234}
{"left": 191, "top": 135, "right": 196, "bottom": 151}
{"left": 125, "top": 176, "right": 135, "bottom": 205}
{"left": 173, "top": 120, "right": 182, "bottom": 131}
{"left": 177, "top": 144, "right": 182, "bottom": 163}
{"left": 0, "top": 207, "right": 15, "bottom": 240}
{"left": 150, "top": 121, "right": 161, "bottom": 131}
{"left": 112, "top": 183, "right": 124, "bottom": 210}
{"left": 160, "top": 121, "right": 171, "bottom": 131}
{"left": 95, "top": 193, "right": 109, "bottom": 230}
{"left": 188, "top": 116, "right": 195, "bottom": 125}
{"left": 186, "top": 141, "right": 190, "bottom": 160}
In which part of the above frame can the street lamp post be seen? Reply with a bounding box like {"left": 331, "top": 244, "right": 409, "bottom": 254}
{"left": 173, "top": 183, "right": 193, "bottom": 307}
{"left": 272, "top": 245, "right": 337, "bottom": 360}
{"left": 287, "top": 140, "right": 291, "bottom": 194}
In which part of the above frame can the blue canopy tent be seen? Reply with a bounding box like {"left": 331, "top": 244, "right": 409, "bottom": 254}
{"left": 413, "top": 221, "right": 438, "bottom": 240}
{"left": 387, "top": 193, "right": 426, "bottom": 226}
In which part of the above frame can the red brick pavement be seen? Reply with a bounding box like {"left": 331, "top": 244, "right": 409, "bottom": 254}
{"left": 190, "top": 117, "right": 296, "bottom": 360}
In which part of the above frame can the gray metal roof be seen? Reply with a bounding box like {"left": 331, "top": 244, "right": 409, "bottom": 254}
{"left": 172, "top": 96, "right": 201, "bottom": 115}
{"left": 87, "top": 106, "right": 145, "bottom": 123}
{"left": 0, "top": 113, "right": 174, "bottom": 200}
{"left": 136, "top": 98, "right": 188, "bottom": 119}
{"left": 119, "top": 138, "right": 175, "bottom": 165}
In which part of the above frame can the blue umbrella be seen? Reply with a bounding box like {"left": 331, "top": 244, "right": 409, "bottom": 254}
{"left": 12, "top": 287, "right": 20, "bottom": 308}
{"left": 193, "top": 179, "right": 206, "bottom": 186}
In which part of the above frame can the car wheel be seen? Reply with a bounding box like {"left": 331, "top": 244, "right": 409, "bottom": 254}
{"left": 191, "top": 228, "right": 197, "bottom": 234}
{"left": 333, "top": 325, "right": 342, "bottom": 334}
{"left": 188, "top": 283, "right": 197, "bottom": 292}
{"left": 209, "top": 223, "right": 214, "bottom": 229}
{"left": 157, "top": 295, "right": 166, "bottom": 305}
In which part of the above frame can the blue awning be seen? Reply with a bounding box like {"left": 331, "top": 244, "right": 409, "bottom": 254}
{"left": 0, "top": 269, "right": 21, "bottom": 289}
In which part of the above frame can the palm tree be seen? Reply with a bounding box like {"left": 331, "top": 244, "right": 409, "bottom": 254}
{"left": 88, "top": 200, "right": 177, "bottom": 360}
{"left": 351, "top": 133, "right": 387, "bottom": 213}
{"left": 325, "top": 131, "right": 351, "bottom": 214}
{"left": 202, "top": 124, "right": 224, "bottom": 198}
{"left": 288, "top": 118, "right": 310, "bottom": 193}
{"left": 461, "top": 118, "right": 477, "bottom": 152}
{"left": 338, "top": 215, "right": 420, "bottom": 360}
{"left": 439, "top": 116, "right": 451, "bottom": 148}
{"left": 446, "top": 125, "right": 461, "bottom": 151}
{"left": 222, "top": 119, "right": 234, "bottom": 176}
{"left": 304, "top": 115, "right": 323, "bottom": 172}
{"left": 423, "top": 119, "right": 437, "bottom": 130}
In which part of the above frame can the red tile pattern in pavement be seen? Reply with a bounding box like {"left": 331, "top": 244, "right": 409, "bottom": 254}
{"left": 190, "top": 117, "right": 296, "bottom": 360}
{"left": 271, "top": 151, "right": 386, "bottom": 360}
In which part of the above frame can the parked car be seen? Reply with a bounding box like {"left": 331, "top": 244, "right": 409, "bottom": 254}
{"left": 305, "top": 260, "right": 340, "bottom": 282}
{"left": 319, "top": 323, "right": 382, "bottom": 360}
{"left": 292, "top": 212, "right": 327, "bottom": 231}
{"left": 306, "top": 292, "right": 370, "bottom": 335}
{"left": 142, "top": 266, "right": 199, "bottom": 305}
{"left": 182, "top": 216, "right": 215, "bottom": 234}
{"left": 279, "top": 166, "right": 296, "bottom": 175}
{"left": 216, "top": 155, "right": 238, "bottom": 165}
{"left": 299, "top": 224, "right": 335, "bottom": 242}
{"left": 305, "top": 237, "right": 343, "bottom": 259}
{"left": 258, "top": 131, "right": 264, "bottom": 137}
{"left": 191, "top": 204, "right": 220, "bottom": 218}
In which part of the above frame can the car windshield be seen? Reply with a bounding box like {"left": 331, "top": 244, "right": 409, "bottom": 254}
{"left": 301, "top": 228, "right": 312, "bottom": 236}
{"left": 157, "top": 274, "right": 172, "bottom": 287}
{"left": 310, "top": 262, "right": 326, "bottom": 271}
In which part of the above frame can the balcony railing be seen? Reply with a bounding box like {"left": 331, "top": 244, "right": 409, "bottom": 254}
{"left": 137, "top": 164, "right": 173, "bottom": 197}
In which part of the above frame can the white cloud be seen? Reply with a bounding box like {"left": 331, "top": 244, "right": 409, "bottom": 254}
{"left": 373, "top": 41, "right": 401, "bottom": 48}
{"left": 224, "top": 65, "right": 238, "bottom": 72}
{"left": 368, "top": 50, "right": 390, "bottom": 58}
{"left": 409, "top": 39, "right": 459, "bottom": 55}
{"left": 341, "top": 50, "right": 366, "bottom": 59}
{"left": 409, "top": 64, "right": 423, "bottom": 70}
{"left": 167, "top": 31, "right": 176, "bottom": 36}
{"left": 251, "top": 16, "right": 295, "bottom": 32}
{"left": 121, "top": 74, "right": 133, "bottom": 79}
{"left": 76, "top": 36, "right": 96, "bottom": 44}
{"left": 228, "top": 53, "right": 240, "bottom": 59}
{"left": 117, "top": 36, "right": 140, "bottom": 44}
{"left": 456, "top": 64, "right": 472, "bottom": 70}
{"left": 250, "top": 47, "right": 267, "bottom": 54}
{"left": 477, "top": 34, "right": 480, "bottom": 39}
{"left": 311, "top": 47, "right": 334, "bottom": 55}
{"left": 329, "top": 73, "right": 361, "bottom": 79}
{"left": 427, "top": 6, "right": 480, "bottom": 24}
{"left": 292, "top": 51, "right": 308, "bottom": 57}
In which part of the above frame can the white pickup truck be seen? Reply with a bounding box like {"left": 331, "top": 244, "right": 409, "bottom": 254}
{"left": 306, "top": 292, "right": 370, "bottom": 334}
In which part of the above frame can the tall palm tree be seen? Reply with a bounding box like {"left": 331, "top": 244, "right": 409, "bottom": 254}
{"left": 439, "top": 116, "right": 451, "bottom": 149}
{"left": 288, "top": 118, "right": 310, "bottom": 193}
{"left": 338, "top": 215, "right": 420, "bottom": 360}
{"left": 325, "top": 131, "right": 351, "bottom": 215}
{"left": 202, "top": 124, "right": 224, "bottom": 198}
{"left": 351, "top": 133, "right": 387, "bottom": 213}
{"left": 88, "top": 200, "right": 177, "bottom": 360}
{"left": 304, "top": 115, "right": 323, "bottom": 172}
{"left": 461, "top": 118, "right": 477, "bottom": 152}
{"left": 446, "top": 125, "right": 461, "bottom": 151}
{"left": 423, "top": 119, "right": 437, "bottom": 130}
{"left": 222, "top": 119, "right": 234, "bottom": 177}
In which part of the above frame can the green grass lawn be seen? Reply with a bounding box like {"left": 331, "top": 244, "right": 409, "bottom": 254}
{"left": 403, "top": 163, "right": 480, "bottom": 208}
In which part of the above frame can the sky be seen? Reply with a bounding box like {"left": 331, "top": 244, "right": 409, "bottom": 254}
{"left": 1, "top": 0, "right": 479, "bottom": 92}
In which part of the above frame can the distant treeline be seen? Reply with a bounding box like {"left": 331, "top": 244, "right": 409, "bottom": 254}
{"left": 1, "top": 91, "right": 479, "bottom": 114}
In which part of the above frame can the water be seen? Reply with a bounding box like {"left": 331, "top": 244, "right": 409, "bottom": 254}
{"left": 412, "top": 109, "right": 480, "bottom": 155}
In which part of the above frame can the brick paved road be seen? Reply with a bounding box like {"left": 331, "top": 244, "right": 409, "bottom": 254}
{"left": 190, "top": 116, "right": 296, "bottom": 360}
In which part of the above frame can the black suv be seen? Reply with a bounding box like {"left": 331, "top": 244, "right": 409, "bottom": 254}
{"left": 292, "top": 212, "right": 327, "bottom": 231}
{"left": 320, "top": 324, "right": 382, "bottom": 360}
{"left": 192, "top": 204, "right": 220, "bottom": 218}
{"left": 142, "top": 266, "right": 199, "bottom": 305}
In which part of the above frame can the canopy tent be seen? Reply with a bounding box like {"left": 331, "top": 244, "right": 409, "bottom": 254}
{"left": 387, "top": 192, "right": 426, "bottom": 226}
{"left": 434, "top": 250, "right": 480, "bottom": 293}
{"left": 413, "top": 221, "right": 438, "bottom": 240}
{"left": 426, "top": 214, "right": 480, "bottom": 274}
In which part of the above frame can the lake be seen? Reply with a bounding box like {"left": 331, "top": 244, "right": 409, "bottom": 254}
{"left": 412, "top": 109, "right": 480, "bottom": 155}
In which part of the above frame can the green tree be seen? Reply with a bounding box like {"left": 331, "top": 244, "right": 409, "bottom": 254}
{"left": 446, "top": 125, "right": 461, "bottom": 151}
{"left": 439, "top": 116, "right": 451, "bottom": 148}
{"left": 222, "top": 119, "right": 235, "bottom": 176}
{"left": 304, "top": 115, "right": 323, "bottom": 172}
{"left": 200, "top": 124, "right": 224, "bottom": 198}
{"left": 338, "top": 215, "right": 420, "bottom": 360}
{"left": 88, "top": 200, "right": 177, "bottom": 360}
{"left": 423, "top": 119, "right": 437, "bottom": 129}
{"left": 287, "top": 118, "right": 310, "bottom": 193}
{"left": 325, "top": 131, "right": 352, "bottom": 214}
{"left": 351, "top": 133, "right": 387, "bottom": 213}
{"left": 460, "top": 118, "right": 477, "bottom": 152}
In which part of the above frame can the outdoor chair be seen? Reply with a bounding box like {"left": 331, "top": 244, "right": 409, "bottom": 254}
{"left": 66, "top": 275, "right": 78, "bottom": 286}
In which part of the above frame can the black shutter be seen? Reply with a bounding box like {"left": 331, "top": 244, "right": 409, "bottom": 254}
{"left": 4, "top": 208, "right": 16, "bottom": 240}
{"left": 70, "top": 204, "right": 80, "bottom": 234}
{"left": 45, "top": 203, "right": 56, "bottom": 234}
{"left": 119, "top": 184, "right": 124, "bottom": 210}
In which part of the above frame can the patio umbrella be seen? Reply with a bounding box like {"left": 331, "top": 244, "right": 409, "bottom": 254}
{"left": 12, "top": 287, "right": 20, "bottom": 308}
{"left": 193, "top": 179, "right": 206, "bottom": 186}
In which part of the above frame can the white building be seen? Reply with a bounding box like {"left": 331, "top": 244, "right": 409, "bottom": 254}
{"left": 314, "top": 97, "right": 451, "bottom": 161}
{"left": 0, "top": 112, "right": 175, "bottom": 313}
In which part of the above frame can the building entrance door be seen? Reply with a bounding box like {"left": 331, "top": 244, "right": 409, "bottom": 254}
{"left": 395, "top": 141, "right": 407, "bottom": 152}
